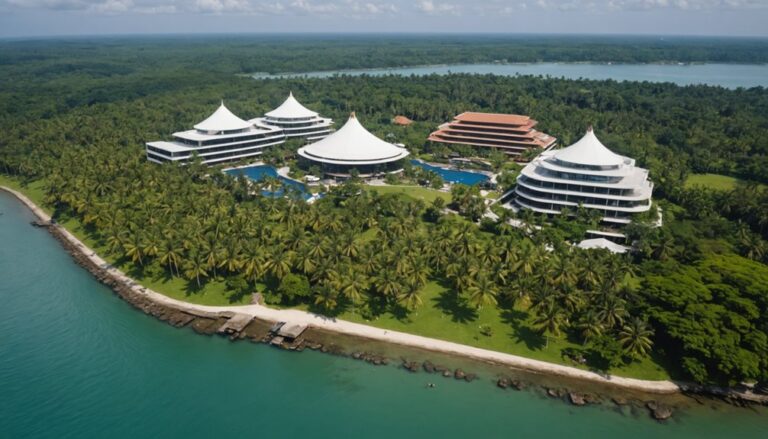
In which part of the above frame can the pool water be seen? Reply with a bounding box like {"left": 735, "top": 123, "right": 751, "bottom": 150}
{"left": 411, "top": 160, "right": 490, "bottom": 186}
{"left": 225, "top": 165, "right": 312, "bottom": 200}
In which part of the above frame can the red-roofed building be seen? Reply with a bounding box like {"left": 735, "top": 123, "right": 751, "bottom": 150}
{"left": 428, "top": 111, "right": 557, "bottom": 157}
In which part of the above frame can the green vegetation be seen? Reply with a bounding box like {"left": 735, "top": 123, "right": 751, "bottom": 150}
{"left": 366, "top": 185, "right": 450, "bottom": 203}
{"left": 686, "top": 173, "right": 742, "bottom": 190}
{"left": 1, "top": 37, "right": 767, "bottom": 386}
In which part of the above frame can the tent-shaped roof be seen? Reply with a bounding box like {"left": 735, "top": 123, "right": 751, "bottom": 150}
{"left": 298, "top": 113, "right": 409, "bottom": 164}
{"left": 577, "top": 238, "right": 629, "bottom": 254}
{"left": 553, "top": 127, "right": 625, "bottom": 167}
{"left": 194, "top": 102, "right": 253, "bottom": 132}
{"left": 265, "top": 92, "right": 319, "bottom": 119}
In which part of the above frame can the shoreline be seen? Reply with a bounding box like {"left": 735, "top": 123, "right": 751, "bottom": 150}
{"left": 2, "top": 185, "right": 766, "bottom": 403}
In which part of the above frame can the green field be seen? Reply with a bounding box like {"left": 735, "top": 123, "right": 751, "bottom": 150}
{"left": 324, "top": 281, "right": 669, "bottom": 380}
{"left": 366, "top": 184, "right": 451, "bottom": 203}
{"left": 1, "top": 175, "right": 669, "bottom": 380}
{"left": 685, "top": 173, "right": 742, "bottom": 191}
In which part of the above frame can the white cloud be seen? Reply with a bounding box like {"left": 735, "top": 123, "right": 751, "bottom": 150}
{"left": 416, "top": 0, "right": 459, "bottom": 14}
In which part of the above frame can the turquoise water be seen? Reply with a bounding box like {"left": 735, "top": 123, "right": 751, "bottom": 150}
{"left": 254, "top": 63, "right": 768, "bottom": 89}
{"left": 1, "top": 191, "right": 767, "bottom": 438}
{"left": 411, "top": 159, "right": 490, "bottom": 186}
{"left": 225, "top": 165, "right": 311, "bottom": 200}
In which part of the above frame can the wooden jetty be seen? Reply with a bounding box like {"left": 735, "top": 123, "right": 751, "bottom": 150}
{"left": 217, "top": 313, "right": 254, "bottom": 335}
{"left": 277, "top": 323, "right": 308, "bottom": 340}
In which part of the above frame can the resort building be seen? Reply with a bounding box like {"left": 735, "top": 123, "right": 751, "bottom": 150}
{"left": 428, "top": 112, "right": 557, "bottom": 157}
{"left": 510, "top": 127, "right": 653, "bottom": 225}
{"left": 253, "top": 92, "right": 333, "bottom": 142}
{"left": 146, "top": 102, "right": 285, "bottom": 165}
{"left": 297, "top": 113, "right": 410, "bottom": 179}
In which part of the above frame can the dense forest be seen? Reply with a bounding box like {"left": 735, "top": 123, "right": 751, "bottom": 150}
{"left": 1, "top": 37, "right": 767, "bottom": 386}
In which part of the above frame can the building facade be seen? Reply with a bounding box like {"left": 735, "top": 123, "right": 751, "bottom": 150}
{"left": 146, "top": 103, "right": 285, "bottom": 165}
{"left": 297, "top": 113, "right": 410, "bottom": 179}
{"left": 428, "top": 112, "right": 557, "bottom": 157}
{"left": 252, "top": 92, "right": 333, "bottom": 142}
{"left": 510, "top": 127, "right": 653, "bottom": 225}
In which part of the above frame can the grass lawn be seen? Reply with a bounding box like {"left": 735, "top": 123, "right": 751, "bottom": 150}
{"left": 3, "top": 174, "right": 670, "bottom": 380}
{"left": 366, "top": 184, "right": 450, "bottom": 203}
{"left": 306, "top": 281, "right": 670, "bottom": 380}
{"left": 685, "top": 173, "right": 744, "bottom": 191}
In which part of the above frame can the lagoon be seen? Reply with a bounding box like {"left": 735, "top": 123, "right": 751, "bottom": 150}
{"left": 254, "top": 63, "right": 768, "bottom": 89}
{"left": 1, "top": 191, "right": 767, "bottom": 438}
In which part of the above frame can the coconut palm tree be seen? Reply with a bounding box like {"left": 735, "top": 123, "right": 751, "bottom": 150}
{"left": 532, "top": 301, "right": 568, "bottom": 348}
{"left": 184, "top": 252, "right": 209, "bottom": 288}
{"left": 467, "top": 275, "right": 499, "bottom": 309}
{"left": 618, "top": 318, "right": 654, "bottom": 359}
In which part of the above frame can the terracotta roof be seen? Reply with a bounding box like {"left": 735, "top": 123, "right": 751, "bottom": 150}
{"left": 454, "top": 112, "right": 531, "bottom": 126}
{"left": 393, "top": 115, "right": 413, "bottom": 126}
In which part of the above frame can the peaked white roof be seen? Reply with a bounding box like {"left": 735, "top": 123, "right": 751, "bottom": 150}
{"left": 577, "top": 238, "right": 629, "bottom": 254}
{"left": 265, "top": 92, "right": 319, "bottom": 119}
{"left": 553, "top": 127, "right": 625, "bottom": 167}
{"left": 194, "top": 103, "right": 253, "bottom": 132}
{"left": 298, "top": 114, "right": 409, "bottom": 163}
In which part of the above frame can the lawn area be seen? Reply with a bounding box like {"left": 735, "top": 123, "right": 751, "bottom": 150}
{"left": 685, "top": 173, "right": 746, "bottom": 191}
{"left": 328, "top": 281, "right": 670, "bottom": 380}
{"left": 366, "top": 184, "right": 450, "bottom": 203}
{"left": 3, "top": 174, "right": 670, "bottom": 380}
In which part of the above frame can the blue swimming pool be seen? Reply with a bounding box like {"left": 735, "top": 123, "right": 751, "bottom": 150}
{"left": 411, "top": 160, "right": 490, "bottom": 186}
{"left": 225, "top": 165, "right": 312, "bottom": 200}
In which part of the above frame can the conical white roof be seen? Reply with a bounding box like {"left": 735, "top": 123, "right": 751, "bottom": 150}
{"left": 298, "top": 113, "right": 409, "bottom": 163}
{"left": 553, "top": 127, "right": 625, "bottom": 167}
{"left": 265, "top": 92, "right": 319, "bottom": 119}
{"left": 194, "top": 102, "right": 253, "bottom": 132}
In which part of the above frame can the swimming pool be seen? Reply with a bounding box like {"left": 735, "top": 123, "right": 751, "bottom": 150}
{"left": 225, "top": 165, "right": 313, "bottom": 200}
{"left": 411, "top": 160, "right": 490, "bottom": 186}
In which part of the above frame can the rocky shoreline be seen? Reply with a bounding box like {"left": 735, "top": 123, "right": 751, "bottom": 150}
{"left": 2, "top": 186, "right": 766, "bottom": 421}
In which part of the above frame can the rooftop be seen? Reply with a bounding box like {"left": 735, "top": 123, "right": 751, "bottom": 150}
{"left": 454, "top": 112, "right": 532, "bottom": 126}
{"left": 194, "top": 102, "right": 253, "bottom": 132}
{"left": 553, "top": 127, "right": 627, "bottom": 167}
{"left": 265, "top": 92, "right": 319, "bottom": 119}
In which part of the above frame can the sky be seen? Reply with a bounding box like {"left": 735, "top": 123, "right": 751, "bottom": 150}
{"left": 1, "top": 0, "right": 767, "bottom": 38}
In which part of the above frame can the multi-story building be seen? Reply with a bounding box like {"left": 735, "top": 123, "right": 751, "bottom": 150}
{"left": 252, "top": 92, "right": 333, "bottom": 142}
{"left": 146, "top": 103, "right": 285, "bottom": 165}
{"left": 428, "top": 112, "right": 556, "bottom": 157}
{"left": 511, "top": 127, "right": 653, "bottom": 225}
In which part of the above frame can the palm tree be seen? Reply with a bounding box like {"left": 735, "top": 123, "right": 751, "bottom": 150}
{"left": 157, "top": 239, "right": 182, "bottom": 277}
{"left": 184, "top": 252, "right": 209, "bottom": 288}
{"left": 597, "top": 295, "right": 628, "bottom": 329}
{"left": 123, "top": 233, "right": 146, "bottom": 266}
{"left": 618, "top": 318, "right": 654, "bottom": 359}
{"left": 577, "top": 310, "right": 605, "bottom": 345}
{"left": 313, "top": 284, "right": 339, "bottom": 311}
{"left": 532, "top": 301, "right": 568, "bottom": 348}
{"left": 466, "top": 275, "right": 499, "bottom": 309}
{"left": 397, "top": 283, "right": 423, "bottom": 311}
{"left": 265, "top": 247, "right": 294, "bottom": 281}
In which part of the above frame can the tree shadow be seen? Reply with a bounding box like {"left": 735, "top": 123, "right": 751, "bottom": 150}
{"left": 510, "top": 325, "right": 546, "bottom": 351}
{"left": 431, "top": 287, "right": 478, "bottom": 323}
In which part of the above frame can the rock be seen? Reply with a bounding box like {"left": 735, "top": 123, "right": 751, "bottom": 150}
{"left": 352, "top": 352, "right": 363, "bottom": 360}
{"left": 464, "top": 373, "right": 477, "bottom": 382}
{"left": 612, "top": 397, "right": 628, "bottom": 406}
{"left": 497, "top": 378, "right": 510, "bottom": 389}
{"left": 511, "top": 380, "right": 526, "bottom": 391}
{"left": 454, "top": 369, "right": 466, "bottom": 380}
{"left": 401, "top": 360, "right": 420, "bottom": 372}
{"left": 442, "top": 370, "right": 452, "bottom": 378}
{"left": 647, "top": 402, "right": 673, "bottom": 421}
{"left": 569, "top": 392, "right": 587, "bottom": 406}
{"left": 547, "top": 388, "right": 560, "bottom": 398}
{"left": 423, "top": 360, "right": 436, "bottom": 374}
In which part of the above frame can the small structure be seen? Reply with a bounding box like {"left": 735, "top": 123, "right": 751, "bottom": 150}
{"left": 217, "top": 313, "right": 254, "bottom": 335}
{"left": 577, "top": 238, "right": 629, "bottom": 254}
{"left": 253, "top": 92, "right": 333, "bottom": 142}
{"left": 510, "top": 127, "right": 654, "bottom": 225}
{"left": 393, "top": 115, "right": 413, "bottom": 126}
{"left": 297, "top": 113, "right": 410, "bottom": 179}
{"left": 277, "top": 323, "right": 308, "bottom": 340}
{"left": 428, "top": 112, "right": 557, "bottom": 157}
{"left": 146, "top": 102, "right": 284, "bottom": 165}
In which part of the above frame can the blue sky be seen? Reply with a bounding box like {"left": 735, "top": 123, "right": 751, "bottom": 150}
{"left": 1, "top": 0, "right": 767, "bottom": 38}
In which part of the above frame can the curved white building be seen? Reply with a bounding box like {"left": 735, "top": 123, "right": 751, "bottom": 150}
{"left": 253, "top": 92, "right": 333, "bottom": 142}
{"left": 297, "top": 113, "right": 409, "bottom": 178}
{"left": 511, "top": 127, "right": 653, "bottom": 225}
{"left": 146, "top": 102, "right": 285, "bottom": 165}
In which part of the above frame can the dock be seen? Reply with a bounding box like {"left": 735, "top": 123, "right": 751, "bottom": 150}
{"left": 217, "top": 313, "right": 254, "bottom": 335}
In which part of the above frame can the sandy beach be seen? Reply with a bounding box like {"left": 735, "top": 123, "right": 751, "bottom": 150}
{"left": 2, "top": 185, "right": 681, "bottom": 394}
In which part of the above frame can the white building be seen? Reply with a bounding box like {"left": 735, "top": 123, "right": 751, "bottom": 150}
{"left": 146, "top": 102, "right": 285, "bottom": 165}
{"left": 511, "top": 127, "right": 653, "bottom": 225}
{"left": 253, "top": 92, "right": 333, "bottom": 142}
{"left": 297, "top": 113, "right": 410, "bottom": 179}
